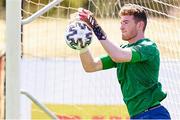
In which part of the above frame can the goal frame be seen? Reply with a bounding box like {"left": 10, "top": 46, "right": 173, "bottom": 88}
{"left": 6, "top": 0, "right": 63, "bottom": 119}
{"left": 6, "top": 0, "right": 21, "bottom": 118}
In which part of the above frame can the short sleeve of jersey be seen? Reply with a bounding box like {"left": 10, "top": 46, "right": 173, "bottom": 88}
{"left": 100, "top": 55, "right": 117, "bottom": 70}
{"left": 130, "top": 41, "right": 159, "bottom": 63}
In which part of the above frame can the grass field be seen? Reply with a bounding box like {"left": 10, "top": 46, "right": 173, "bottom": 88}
{"left": 1, "top": 17, "right": 180, "bottom": 59}
{"left": 21, "top": 17, "right": 180, "bottom": 59}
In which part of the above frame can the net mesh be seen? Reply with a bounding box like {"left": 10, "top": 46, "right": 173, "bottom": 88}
{"left": 20, "top": 0, "right": 180, "bottom": 119}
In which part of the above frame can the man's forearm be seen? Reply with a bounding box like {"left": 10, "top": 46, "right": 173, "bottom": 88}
{"left": 79, "top": 49, "right": 102, "bottom": 72}
{"left": 99, "top": 39, "right": 132, "bottom": 63}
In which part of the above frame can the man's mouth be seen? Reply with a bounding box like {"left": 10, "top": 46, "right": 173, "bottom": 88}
{"left": 121, "top": 30, "right": 127, "bottom": 34}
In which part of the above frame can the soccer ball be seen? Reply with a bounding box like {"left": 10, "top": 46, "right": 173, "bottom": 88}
{"left": 65, "top": 20, "right": 93, "bottom": 50}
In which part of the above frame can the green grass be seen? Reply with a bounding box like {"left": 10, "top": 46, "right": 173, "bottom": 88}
{"left": 2, "top": 18, "right": 180, "bottom": 59}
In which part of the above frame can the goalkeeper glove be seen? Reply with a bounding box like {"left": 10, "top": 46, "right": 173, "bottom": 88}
{"left": 78, "top": 8, "right": 107, "bottom": 40}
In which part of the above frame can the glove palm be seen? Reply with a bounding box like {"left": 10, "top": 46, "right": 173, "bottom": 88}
{"left": 78, "top": 8, "right": 107, "bottom": 40}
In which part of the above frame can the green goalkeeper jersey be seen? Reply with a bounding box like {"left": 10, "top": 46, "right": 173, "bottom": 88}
{"left": 100, "top": 38, "right": 167, "bottom": 117}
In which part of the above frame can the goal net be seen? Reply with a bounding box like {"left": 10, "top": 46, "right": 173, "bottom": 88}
{"left": 19, "top": 0, "right": 180, "bottom": 119}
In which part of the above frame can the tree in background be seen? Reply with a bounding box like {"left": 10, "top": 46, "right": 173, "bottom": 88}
{"left": 0, "top": 0, "right": 5, "bottom": 8}
{"left": 22, "top": 0, "right": 88, "bottom": 18}
{"left": 21, "top": 0, "right": 180, "bottom": 18}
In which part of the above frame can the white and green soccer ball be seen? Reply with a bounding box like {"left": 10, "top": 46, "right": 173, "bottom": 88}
{"left": 65, "top": 20, "right": 93, "bottom": 50}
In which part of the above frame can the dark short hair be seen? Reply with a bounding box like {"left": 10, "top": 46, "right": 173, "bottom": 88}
{"left": 119, "top": 4, "right": 147, "bottom": 31}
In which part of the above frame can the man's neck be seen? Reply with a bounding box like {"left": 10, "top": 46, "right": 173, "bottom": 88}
{"left": 128, "top": 33, "right": 145, "bottom": 44}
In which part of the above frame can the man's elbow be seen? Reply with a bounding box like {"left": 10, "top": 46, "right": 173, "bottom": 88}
{"left": 111, "top": 56, "right": 131, "bottom": 63}
{"left": 83, "top": 66, "right": 96, "bottom": 73}
{"left": 83, "top": 64, "right": 98, "bottom": 73}
{"left": 84, "top": 69, "right": 94, "bottom": 73}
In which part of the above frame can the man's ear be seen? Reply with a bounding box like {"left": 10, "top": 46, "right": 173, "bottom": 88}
{"left": 137, "top": 21, "right": 144, "bottom": 31}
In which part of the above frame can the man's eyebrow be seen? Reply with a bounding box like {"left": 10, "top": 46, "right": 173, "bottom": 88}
{"left": 121, "top": 20, "right": 129, "bottom": 22}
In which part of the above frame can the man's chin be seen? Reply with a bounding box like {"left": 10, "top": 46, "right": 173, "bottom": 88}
{"left": 122, "top": 36, "right": 129, "bottom": 41}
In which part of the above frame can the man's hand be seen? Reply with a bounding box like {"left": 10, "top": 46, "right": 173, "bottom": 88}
{"left": 78, "top": 8, "right": 95, "bottom": 28}
{"left": 78, "top": 8, "right": 107, "bottom": 40}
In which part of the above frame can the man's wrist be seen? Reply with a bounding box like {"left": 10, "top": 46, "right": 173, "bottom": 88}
{"left": 92, "top": 25, "right": 107, "bottom": 40}
{"left": 79, "top": 47, "right": 89, "bottom": 54}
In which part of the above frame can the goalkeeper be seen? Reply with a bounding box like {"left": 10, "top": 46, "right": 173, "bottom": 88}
{"left": 78, "top": 4, "right": 171, "bottom": 119}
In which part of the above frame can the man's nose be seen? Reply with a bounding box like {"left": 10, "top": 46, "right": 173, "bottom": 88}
{"left": 120, "top": 25, "right": 124, "bottom": 30}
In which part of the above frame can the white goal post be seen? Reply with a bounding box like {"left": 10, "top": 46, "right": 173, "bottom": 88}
{"left": 6, "top": 0, "right": 21, "bottom": 119}
{"left": 22, "top": 0, "right": 63, "bottom": 25}
{"left": 6, "top": 0, "right": 63, "bottom": 119}
{"left": 20, "top": 90, "right": 59, "bottom": 119}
